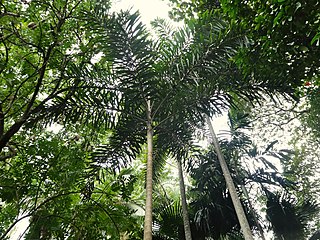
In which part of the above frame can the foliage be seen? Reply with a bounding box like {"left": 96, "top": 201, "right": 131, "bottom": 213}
{"left": 302, "top": 78, "right": 320, "bottom": 139}
{"left": 1, "top": 1, "right": 319, "bottom": 239}
{"left": 0, "top": 0, "right": 108, "bottom": 160}
{"left": 221, "top": 0, "right": 320, "bottom": 83}
{"left": 189, "top": 149, "right": 255, "bottom": 239}
{"left": 185, "top": 110, "right": 319, "bottom": 239}
{"left": 0, "top": 126, "right": 143, "bottom": 239}
{"left": 153, "top": 200, "right": 185, "bottom": 239}
{"left": 242, "top": 93, "right": 320, "bottom": 238}
{"left": 168, "top": 0, "right": 221, "bottom": 21}
{"left": 169, "top": 0, "right": 320, "bottom": 90}
{"left": 264, "top": 189, "right": 318, "bottom": 240}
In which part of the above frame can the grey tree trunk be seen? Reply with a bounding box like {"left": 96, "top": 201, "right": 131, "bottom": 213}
{"left": 206, "top": 115, "right": 254, "bottom": 240}
{"left": 177, "top": 157, "right": 193, "bottom": 240}
{"left": 240, "top": 179, "right": 266, "bottom": 240}
{"left": 143, "top": 100, "right": 153, "bottom": 240}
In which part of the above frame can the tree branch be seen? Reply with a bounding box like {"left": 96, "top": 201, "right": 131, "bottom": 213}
{"left": 0, "top": 10, "right": 67, "bottom": 152}
{"left": 0, "top": 103, "right": 3, "bottom": 137}
{"left": 0, "top": 12, "right": 20, "bottom": 18}
{"left": 91, "top": 199, "right": 121, "bottom": 238}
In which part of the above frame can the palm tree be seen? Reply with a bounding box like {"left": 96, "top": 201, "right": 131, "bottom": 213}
{"left": 177, "top": 156, "right": 193, "bottom": 240}
{"left": 189, "top": 139, "right": 258, "bottom": 239}
{"left": 206, "top": 116, "right": 254, "bottom": 240}
{"left": 154, "top": 119, "right": 198, "bottom": 240}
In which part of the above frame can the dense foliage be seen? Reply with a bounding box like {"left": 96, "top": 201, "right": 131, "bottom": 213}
{"left": 0, "top": 0, "right": 319, "bottom": 239}
{"left": 169, "top": 0, "right": 320, "bottom": 86}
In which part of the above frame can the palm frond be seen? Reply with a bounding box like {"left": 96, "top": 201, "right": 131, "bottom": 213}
{"left": 92, "top": 10, "right": 157, "bottom": 100}
{"left": 249, "top": 168, "right": 295, "bottom": 189}
{"left": 153, "top": 200, "right": 184, "bottom": 239}
{"left": 265, "top": 189, "right": 319, "bottom": 240}
{"left": 31, "top": 61, "right": 122, "bottom": 129}
{"left": 91, "top": 114, "right": 146, "bottom": 173}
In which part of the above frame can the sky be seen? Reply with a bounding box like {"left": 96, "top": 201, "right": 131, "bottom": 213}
{"left": 111, "top": 0, "right": 172, "bottom": 25}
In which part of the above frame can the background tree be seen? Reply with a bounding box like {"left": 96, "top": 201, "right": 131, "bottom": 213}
{"left": 168, "top": 0, "right": 320, "bottom": 89}
{"left": 0, "top": 124, "right": 144, "bottom": 239}
{"left": 219, "top": 0, "right": 320, "bottom": 86}
{"left": 0, "top": 0, "right": 104, "bottom": 159}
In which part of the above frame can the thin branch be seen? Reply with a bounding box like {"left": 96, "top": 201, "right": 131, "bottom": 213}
{"left": 3, "top": 70, "right": 39, "bottom": 116}
{"left": 91, "top": 199, "right": 121, "bottom": 238}
{"left": 66, "top": 0, "right": 82, "bottom": 18}
{"left": 0, "top": 141, "right": 17, "bottom": 162}
{"left": 47, "top": 1, "right": 61, "bottom": 21}
{"left": 0, "top": 154, "right": 14, "bottom": 161}
{"left": 0, "top": 40, "right": 9, "bottom": 75}
{"left": 11, "top": 27, "right": 44, "bottom": 53}
{"left": 17, "top": 213, "right": 82, "bottom": 240}
{"left": 0, "top": 12, "right": 20, "bottom": 18}
{"left": 0, "top": 103, "right": 3, "bottom": 137}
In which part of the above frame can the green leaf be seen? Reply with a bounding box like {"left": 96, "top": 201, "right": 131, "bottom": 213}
{"left": 311, "top": 32, "right": 320, "bottom": 45}
{"left": 299, "top": 45, "right": 309, "bottom": 52}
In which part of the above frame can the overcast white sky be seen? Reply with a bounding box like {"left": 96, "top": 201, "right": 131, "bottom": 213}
{"left": 111, "top": 0, "right": 172, "bottom": 25}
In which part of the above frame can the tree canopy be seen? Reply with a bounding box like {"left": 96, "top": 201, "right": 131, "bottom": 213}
{"left": 0, "top": 0, "right": 319, "bottom": 239}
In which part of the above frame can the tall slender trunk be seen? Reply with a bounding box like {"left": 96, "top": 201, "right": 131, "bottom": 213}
{"left": 205, "top": 115, "right": 254, "bottom": 240}
{"left": 177, "top": 157, "right": 192, "bottom": 240}
{"left": 144, "top": 100, "right": 153, "bottom": 240}
{"left": 234, "top": 152, "right": 265, "bottom": 239}
{"left": 240, "top": 184, "right": 266, "bottom": 240}
{"left": 234, "top": 159, "right": 266, "bottom": 240}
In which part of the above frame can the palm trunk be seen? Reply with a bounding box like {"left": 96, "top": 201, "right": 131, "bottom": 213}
{"left": 144, "top": 100, "right": 153, "bottom": 240}
{"left": 206, "top": 115, "right": 254, "bottom": 240}
{"left": 234, "top": 153, "right": 265, "bottom": 240}
{"left": 240, "top": 184, "right": 266, "bottom": 240}
{"left": 177, "top": 157, "right": 193, "bottom": 240}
